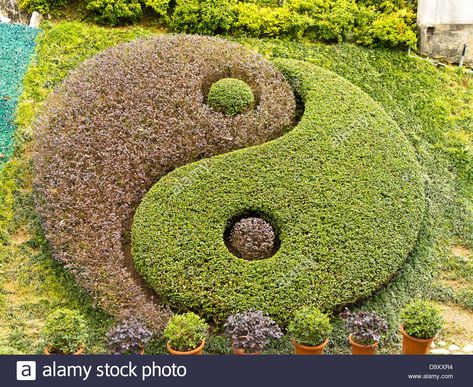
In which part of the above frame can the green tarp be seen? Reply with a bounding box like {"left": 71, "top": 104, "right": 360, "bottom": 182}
{"left": 0, "top": 24, "right": 38, "bottom": 168}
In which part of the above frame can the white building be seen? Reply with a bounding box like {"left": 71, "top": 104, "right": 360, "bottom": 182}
{"left": 418, "top": 0, "right": 473, "bottom": 65}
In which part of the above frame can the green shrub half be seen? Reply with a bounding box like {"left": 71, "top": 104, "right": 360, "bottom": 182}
{"left": 132, "top": 59, "right": 425, "bottom": 325}
{"left": 163, "top": 312, "right": 208, "bottom": 352}
{"left": 42, "top": 309, "right": 88, "bottom": 354}
{"left": 401, "top": 300, "right": 443, "bottom": 339}
{"left": 287, "top": 307, "right": 332, "bottom": 347}
{"left": 208, "top": 78, "right": 255, "bottom": 116}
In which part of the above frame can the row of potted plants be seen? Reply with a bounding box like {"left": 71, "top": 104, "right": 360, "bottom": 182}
{"left": 163, "top": 300, "right": 443, "bottom": 355}
{"left": 40, "top": 300, "right": 443, "bottom": 355}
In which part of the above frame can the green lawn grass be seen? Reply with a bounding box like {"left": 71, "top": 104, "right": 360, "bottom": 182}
{"left": 0, "top": 22, "right": 151, "bottom": 354}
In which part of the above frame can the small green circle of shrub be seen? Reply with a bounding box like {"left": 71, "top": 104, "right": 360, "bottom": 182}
{"left": 207, "top": 78, "right": 254, "bottom": 115}
{"left": 287, "top": 307, "right": 332, "bottom": 347}
{"left": 401, "top": 300, "right": 443, "bottom": 339}
{"left": 42, "top": 309, "right": 88, "bottom": 354}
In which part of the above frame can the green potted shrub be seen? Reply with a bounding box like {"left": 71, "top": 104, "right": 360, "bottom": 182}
{"left": 42, "top": 308, "right": 88, "bottom": 355}
{"left": 163, "top": 312, "right": 208, "bottom": 355}
{"left": 287, "top": 307, "right": 332, "bottom": 355}
{"left": 400, "top": 300, "right": 443, "bottom": 354}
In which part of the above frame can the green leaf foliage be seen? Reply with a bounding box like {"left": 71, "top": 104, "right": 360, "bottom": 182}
{"left": 18, "top": 0, "right": 70, "bottom": 14}
{"left": 42, "top": 308, "right": 88, "bottom": 354}
{"left": 132, "top": 58, "right": 425, "bottom": 325}
{"left": 401, "top": 300, "right": 443, "bottom": 339}
{"left": 163, "top": 312, "right": 208, "bottom": 352}
{"left": 144, "top": 0, "right": 170, "bottom": 15}
{"left": 168, "top": 0, "right": 237, "bottom": 35}
{"left": 86, "top": 0, "right": 143, "bottom": 25}
{"left": 207, "top": 78, "right": 255, "bottom": 116}
{"left": 18, "top": 0, "right": 417, "bottom": 48}
{"left": 287, "top": 307, "right": 332, "bottom": 346}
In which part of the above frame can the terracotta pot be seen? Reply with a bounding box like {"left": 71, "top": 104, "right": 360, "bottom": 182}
{"left": 400, "top": 325, "right": 435, "bottom": 355}
{"left": 233, "top": 346, "right": 262, "bottom": 355}
{"left": 292, "top": 338, "right": 328, "bottom": 355}
{"left": 44, "top": 344, "right": 85, "bottom": 355}
{"left": 348, "top": 334, "right": 378, "bottom": 355}
{"left": 167, "top": 339, "right": 205, "bottom": 355}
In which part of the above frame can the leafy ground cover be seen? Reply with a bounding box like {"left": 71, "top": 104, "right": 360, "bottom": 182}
{"left": 0, "top": 21, "right": 471, "bottom": 354}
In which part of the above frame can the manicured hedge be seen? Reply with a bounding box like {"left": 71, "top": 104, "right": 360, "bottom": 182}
{"left": 33, "top": 34, "right": 295, "bottom": 330}
{"left": 0, "top": 24, "right": 38, "bottom": 169}
{"left": 19, "top": 0, "right": 417, "bottom": 48}
{"left": 169, "top": 0, "right": 418, "bottom": 48}
{"left": 132, "top": 59, "right": 425, "bottom": 325}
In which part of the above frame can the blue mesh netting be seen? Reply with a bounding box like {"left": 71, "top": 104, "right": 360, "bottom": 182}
{"left": 0, "top": 23, "right": 38, "bottom": 169}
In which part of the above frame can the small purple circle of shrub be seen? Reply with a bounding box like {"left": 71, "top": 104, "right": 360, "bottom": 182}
{"left": 228, "top": 217, "right": 277, "bottom": 260}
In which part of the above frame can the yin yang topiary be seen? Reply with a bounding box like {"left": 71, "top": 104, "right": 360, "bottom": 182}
{"left": 207, "top": 78, "right": 255, "bottom": 115}
{"left": 33, "top": 34, "right": 425, "bottom": 328}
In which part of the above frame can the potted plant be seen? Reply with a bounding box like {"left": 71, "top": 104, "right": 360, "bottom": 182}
{"left": 163, "top": 312, "right": 208, "bottom": 355}
{"left": 42, "top": 308, "right": 88, "bottom": 355}
{"left": 106, "top": 317, "right": 153, "bottom": 355}
{"left": 341, "top": 309, "right": 388, "bottom": 355}
{"left": 224, "top": 310, "right": 283, "bottom": 355}
{"left": 287, "top": 307, "right": 332, "bottom": 355}
{"left": 400, "top": 300, "right": 443, "bottom": 355}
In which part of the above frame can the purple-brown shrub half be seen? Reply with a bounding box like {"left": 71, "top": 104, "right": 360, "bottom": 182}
{"left": 33, "top": 34, "right": 296, "bottom": 330}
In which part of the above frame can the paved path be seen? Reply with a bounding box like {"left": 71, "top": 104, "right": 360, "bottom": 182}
{"left": 430, "top": 341, "right": 473, "bottom": 355}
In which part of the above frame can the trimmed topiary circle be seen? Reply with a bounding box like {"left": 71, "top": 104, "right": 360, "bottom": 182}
{"left": 132, "top": 59, "right": 425, "bottom": 325}
{"left": 207, "top": 78, "right": 255, "bottom": 115}
{"left": 227, "top": 217, "right": 277, "bottom": 260}
{"left": 33, "top": 35, "right": 295, "bottom": 329}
